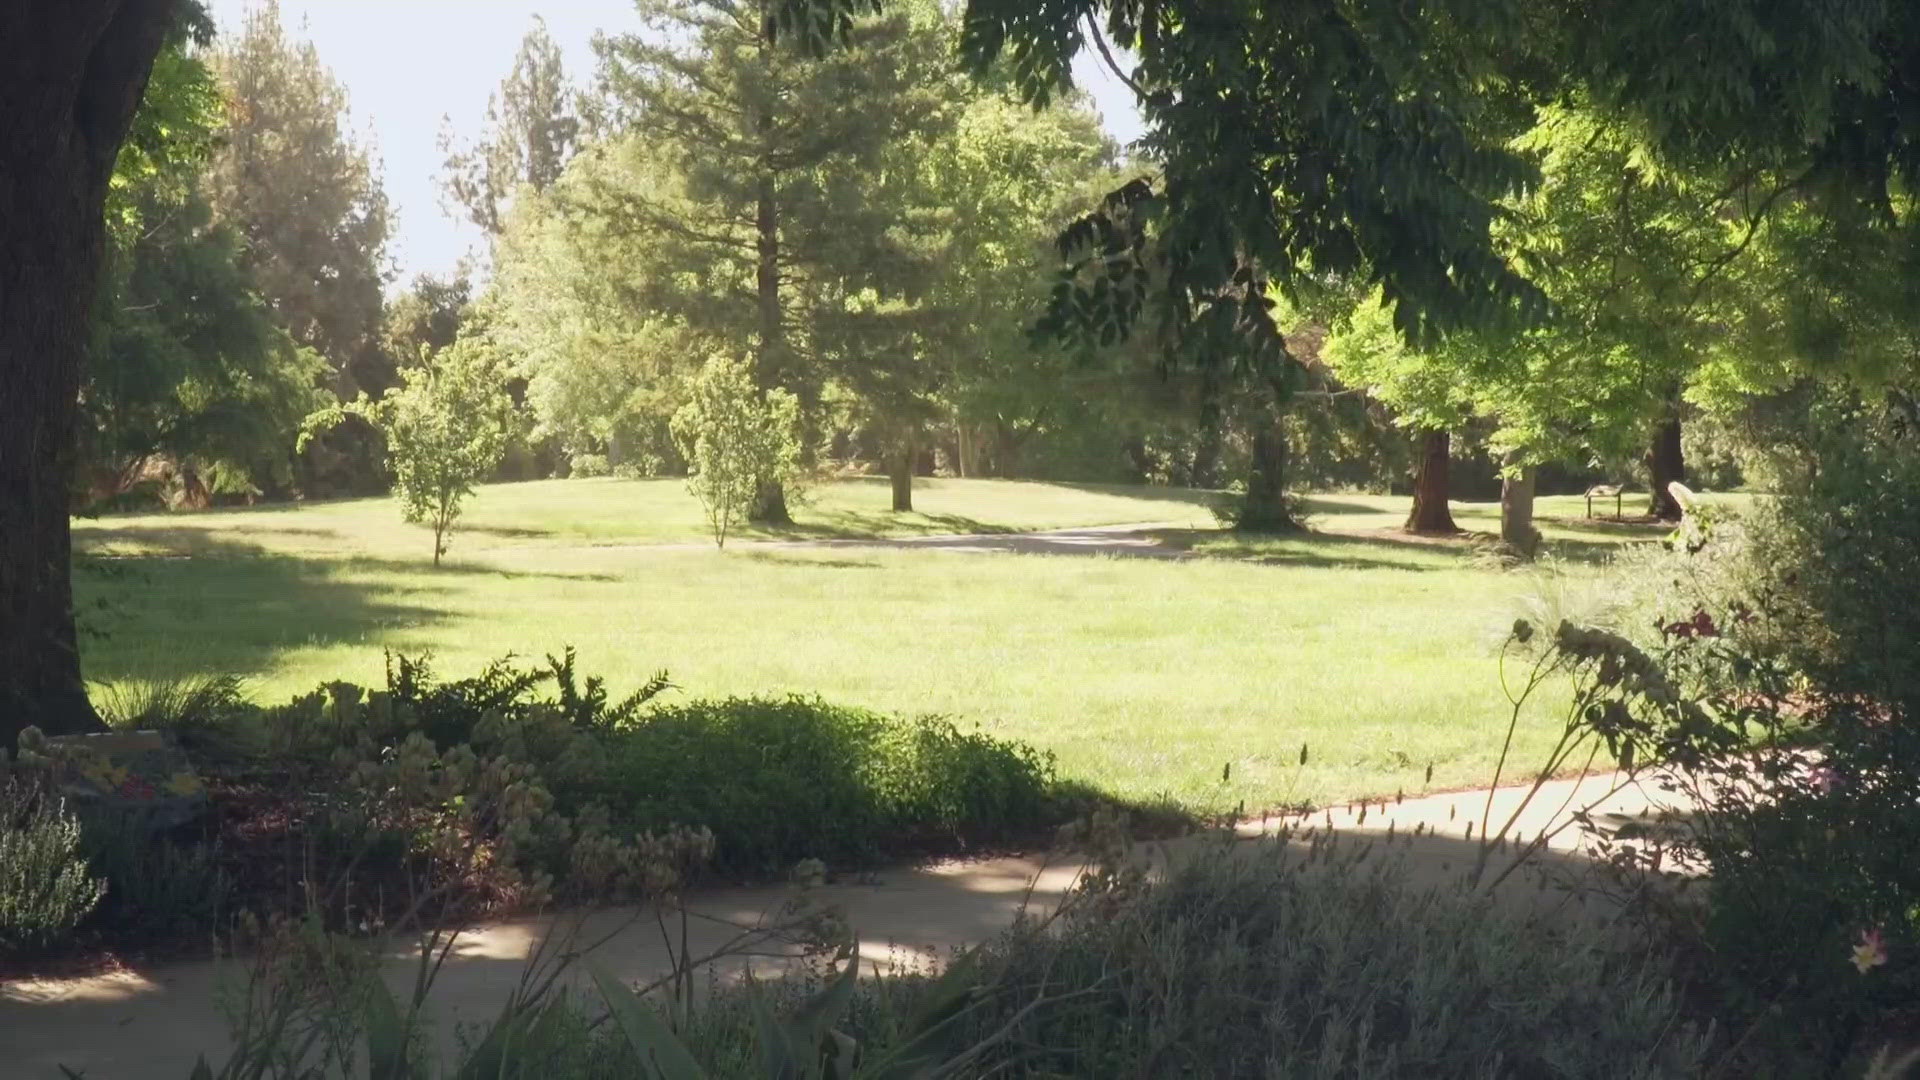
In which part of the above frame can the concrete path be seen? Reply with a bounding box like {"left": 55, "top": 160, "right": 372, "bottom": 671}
{"left": 1, "top": 772, "right": 1688, "bottom": 1078}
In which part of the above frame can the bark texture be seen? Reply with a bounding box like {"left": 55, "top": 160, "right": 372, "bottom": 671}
{"left": 1405, "top": 428, "right": 1458, "bottom": 534}
{"left": 1500, "top": 465, "right": 1540, "bottom": 558}
{"left": 749, "top": 173, "right": 792, "bottom": 524}
{"left": 1646, "top": 416, "right": 1688, "bottom": 521}
{"left": 889, "top": 447, "right": 913, "bottom": 512}
{"left": 1, "top": 0, "right": 179, "bottom": 748}
{"left": 1237, "top": 420, "right": 1297, "bottom": 532}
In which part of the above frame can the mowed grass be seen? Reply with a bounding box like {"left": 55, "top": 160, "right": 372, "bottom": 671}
{"left": 73, "top": 475, "right": 1218, "bottom": 558}
{"left": 73, "top": 478, "right": 1678, "bottom": 812}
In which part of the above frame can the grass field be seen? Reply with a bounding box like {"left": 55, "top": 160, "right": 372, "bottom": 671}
{"left": 74, "top": 477, "right": 1679, "bottom": 811}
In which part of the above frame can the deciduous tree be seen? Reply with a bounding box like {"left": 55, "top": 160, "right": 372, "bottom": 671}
{"left": 2, "top": 0, "right": 187, "bottom": 744}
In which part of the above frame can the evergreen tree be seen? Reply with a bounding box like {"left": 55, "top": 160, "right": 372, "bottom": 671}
{"left": 204, "top": 0, "right": 391, "bottom": 494}
{"left": 592, "top": 0, "right": 955, "bottom": 521}
{"left": 440, "top": 17, "right": 582, "bottom": 240}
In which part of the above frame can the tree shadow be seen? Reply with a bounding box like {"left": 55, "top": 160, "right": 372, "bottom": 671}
{"left": 75, "top": 524, "right": 348, "bottom": 555}
{"left": 1145, "top": 528, "right": 1452, "bottom": 572}
{"left": 1299, "top": 494, "right": 1398, "bottom": 516}
{"left": 457, "top": 524, "right": 556, "bottom": 541}
{"left": 753, "top": 510, "right": 1013, "bottom": 541}
{"left": 1042, "top": 480, "right": 1219, "bottom": 507}
{"left": 74, "top": 537, "right": 455, "bottom": 686}
{"left": 738, "top": 552, "right": 883, "bottom": 570}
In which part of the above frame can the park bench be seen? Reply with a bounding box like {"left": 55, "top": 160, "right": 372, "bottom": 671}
{"left": 1584, "top": 484, "right": 1624, "bottom": 519}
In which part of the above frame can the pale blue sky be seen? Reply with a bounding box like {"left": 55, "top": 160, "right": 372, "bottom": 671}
{"left": 205, "top": 0, "right": 1146, "bottom": 287}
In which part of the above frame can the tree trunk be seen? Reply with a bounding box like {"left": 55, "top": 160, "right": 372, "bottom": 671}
{"left": 889, "top": 440, "right": 913, "bottom": 512}
{"left": 1405, "top": 428, "right": 1458, "bottom": 533}
{"left": 748, "top": 172, "right": 791, "bottom": 525}
{"left": 1238, "top": 419, "right": 1297, "bottom": 532}
{"left": 2, "top": 0, "right": 180, "bottom": 750}
{"left": 1500, "top": 464, "right": 1539, "bottom": 558}
{"left": 1646, "top": 415, "right": 1687, "bottom": 521}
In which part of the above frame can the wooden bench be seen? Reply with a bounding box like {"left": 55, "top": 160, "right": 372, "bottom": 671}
{"left": 1585, "top": 484, "right": 1624, "bottom": 519}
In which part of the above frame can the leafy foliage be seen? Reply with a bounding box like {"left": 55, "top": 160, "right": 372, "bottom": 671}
{"left": 606, "top": 696, "right": 1061, "bottom": 875}
{"left": 670, "top": 355, "right": 806, "bottom": 547}
{"left": 205, "top": 0, "right": 393, "bottom": 494}
{"left": 0, "top": 777, "right": 106, "bottom": 957}
{"left": 306, "top": 341, "right": 513, "bottom": 565}
{"left": 439, "top": 16, "right": 583, "bottom": 238}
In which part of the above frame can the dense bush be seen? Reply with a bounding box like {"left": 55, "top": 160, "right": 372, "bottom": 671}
{"left": 917, "top": 838, "right": 1708, "bottom": 1078}
{"left": 0, "top": 777, "right": 106, "bottom": 957}
{"left": 80, "top": 813, "right": 230, "bottom": 948}
{"left": 528, "top": 833, "right": 1707, "bottom": 1078}
{"left": 32, "top": 653, "right": 1071, "bottom": 961}
{"left": 1586, "top": 402, "right": 1920, "bottom": 1070}
{"left": 604, "top": 696, "right": 1062, "bottom": 875}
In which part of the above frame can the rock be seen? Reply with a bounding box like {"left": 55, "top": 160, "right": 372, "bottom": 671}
{"left": 40, "top": 730, "right": 207, "bottom": 831}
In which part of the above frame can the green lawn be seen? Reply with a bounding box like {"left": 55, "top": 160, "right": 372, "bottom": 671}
{"left": 73, "top": 477, "right": 1680, "bottom": 812}
{"left": 73, "top": 476, "right": 1219, "bottom": 559}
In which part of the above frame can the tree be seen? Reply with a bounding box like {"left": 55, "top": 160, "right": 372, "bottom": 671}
{"left": 671, "top": 355, "right": 805, "bottom": 548}
{"left": 2, "top": 0, "right": 186, "bottom": 744}
{"left": 306, "top": 342, "right": 511, "bottom": 567}
{"left": 383, "top": 273, "right": 473, "bottom": 370}
{"left": 440, "top": 17, "right": 582, "bottom": 240}
{"left": 83, "top": 185, "right": 327, "bottom": 507}
{"left": 774, "top": 0, "right": 1920, "bottom": 464}
{"left": 205, "top": 0, "right": 392, "bottom": 494}
{"left": 80, "top": 14, "right": 324, "bottom": 508}
{"left": 592, "top": 0, "right": 956, "bottom": 522}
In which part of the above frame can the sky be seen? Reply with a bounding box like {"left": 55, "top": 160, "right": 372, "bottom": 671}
{"left": 205, "top": 0, "right": 1147, "bottom": 288}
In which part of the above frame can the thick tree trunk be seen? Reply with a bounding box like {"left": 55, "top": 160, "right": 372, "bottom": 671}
{"left": 1237, "top": 420, "right": 1297, "bottom": 532}
{"left": 1500, "top": 464, "right": 1539, "bottom": 558}
{"left": 748, "top": 173, "right": 791, "bottom": 525}
{"left": 1, "top": 0, "right": 179, "bottom": 750}
{"left": 889, "top": 442, "right": 913, "bottom": 512}
{"left": 1646, "top": 415, "right": 1687, "bottom": 521}
{"left": 1405, "top": 428, "right": 1458, "bottom": 534}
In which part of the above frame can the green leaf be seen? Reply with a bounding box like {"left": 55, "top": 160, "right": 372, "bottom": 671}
{"left": 590, "top": 965, "right": 708, "bottom": 1080}
{"left": 363, "top": 978, "right": 410, "bottom": 1080}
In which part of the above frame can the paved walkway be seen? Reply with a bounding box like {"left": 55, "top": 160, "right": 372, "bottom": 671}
{"left": 1, "top": 772, "right": 1687, "bottom": 1078}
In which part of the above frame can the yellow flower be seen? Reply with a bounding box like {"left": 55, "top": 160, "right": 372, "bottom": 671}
{"left": 164, "top": 772, "right": 205, "bottom": 797}
{"left": 83, "top": 762, "right": 130, "bottom": 789}
{"left": 1852, "top": 929, "right": 1888, "bottom": 975}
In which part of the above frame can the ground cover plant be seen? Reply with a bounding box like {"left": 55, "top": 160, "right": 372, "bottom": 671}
{"left": 0, "top": 647, "right": 1077, "bottom": 961}
{"left": 71, "top": 480, "right": 1690, "bottom": 813}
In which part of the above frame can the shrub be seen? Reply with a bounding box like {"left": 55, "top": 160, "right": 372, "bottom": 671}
{"left": 671, "top": 354, "right": 806, "bottom": 547}
{"left": 81, "top": 815, "right": 229, "bottom": 947}
{"left": 1575, "top": 411, "right": 1920, "bottom": 1072}
{"left": 0, "top": 777, "right": 106, "bottom": 956}
{"left": 568, "top": 452, "right": 611, "bottom": 477}
{"left": 575, "top": 835, "right": 1707, "bottom": 1078}
{"left": 604, "top": 696, "right": 1061, "bottom": 875}
{"left": 94, "top": 672, "right": 257, "bottom": 767}
{"left": 929, "top": 838, "right": 1707, "bottom": 1077}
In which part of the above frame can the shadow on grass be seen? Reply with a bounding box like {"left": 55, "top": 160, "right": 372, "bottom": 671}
{"left": 1042, "top": 479, "right": 1219, "bottom": 508}
{"left": 1146, "top": 528, "right": 1454, "bottom": 572}
{"left": 1299, "top": 495, "right": 1399, "bottom": 517}
{"left": 459, "top": 524, "right": 557, "bottom": 541}
{"left": 738, "top": 552, "right": 882, "bottom": 570}
{"left": 75, "top": 524, "right": 349, "bottom": 554}
{"left": 74, "top": 535, "right": 462, "bottom": 685}
{"left": 744, "top": 510, "right": 1015, "bottom": 542}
